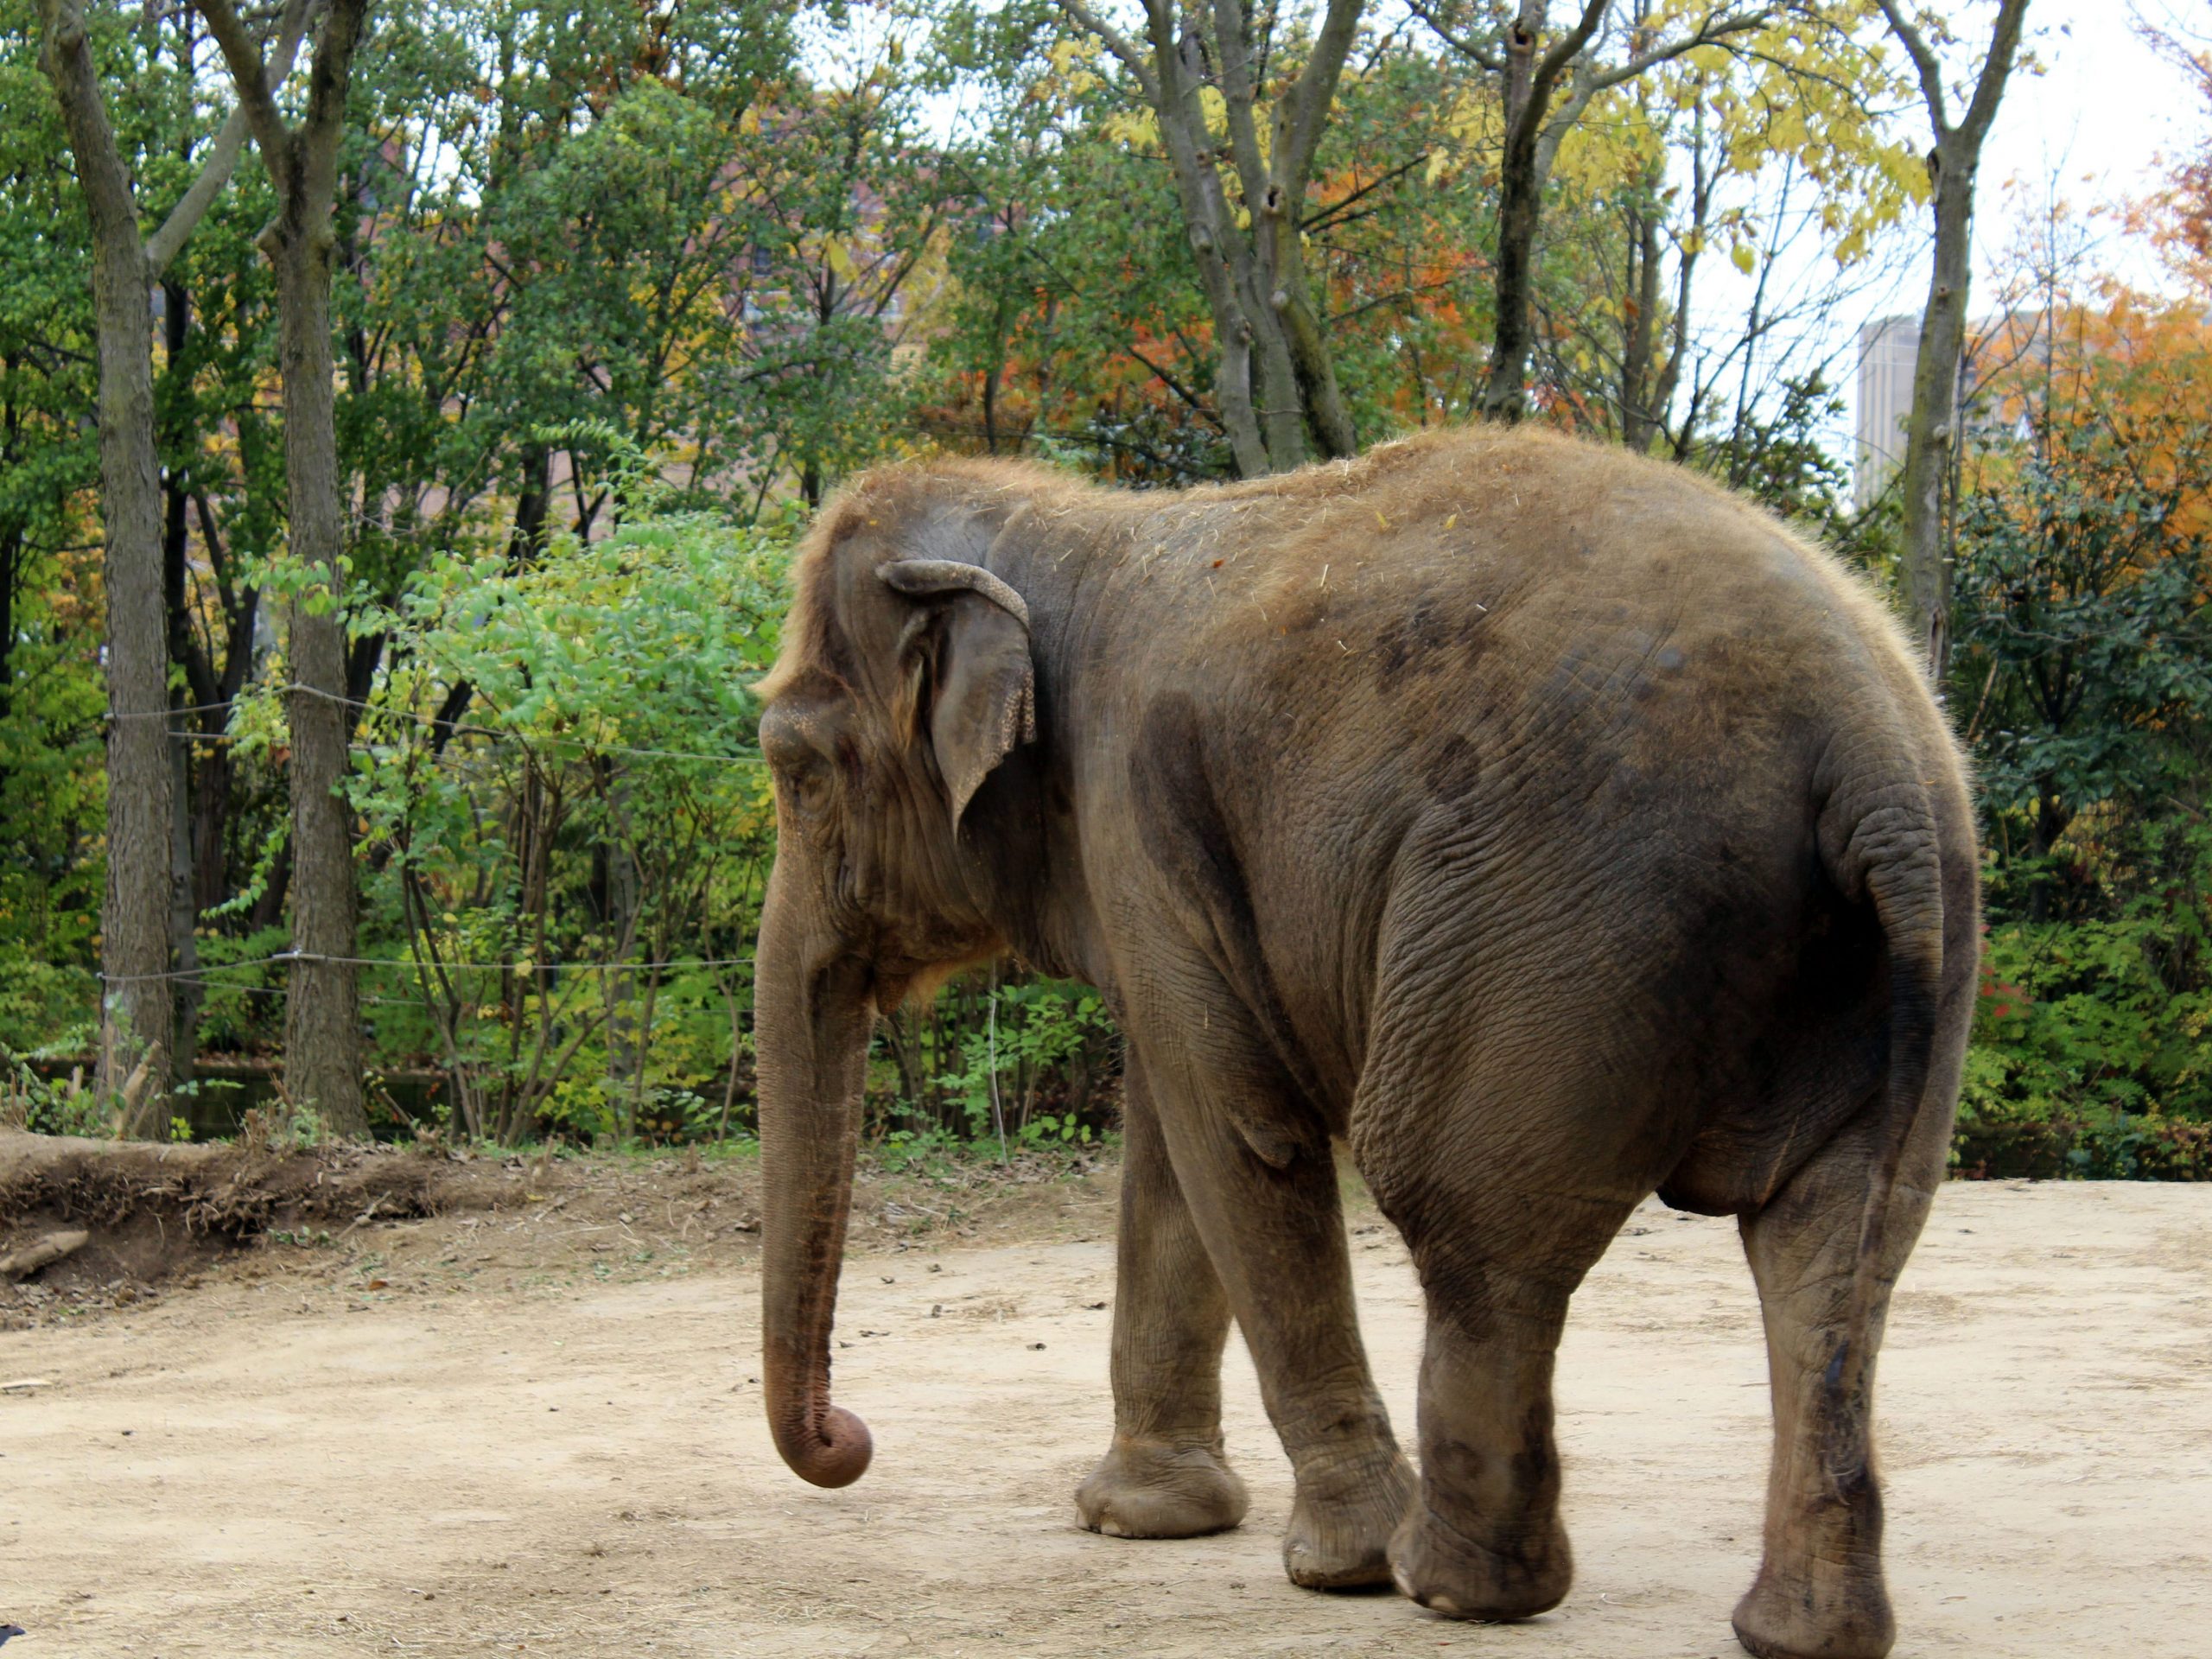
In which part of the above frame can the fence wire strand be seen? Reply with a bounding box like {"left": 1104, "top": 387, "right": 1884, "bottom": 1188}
{"left": 105, "top": 682, "right": 771, "bottom": 768}
{"left": 93, "top": 952, "right": 755, "bottom": 988}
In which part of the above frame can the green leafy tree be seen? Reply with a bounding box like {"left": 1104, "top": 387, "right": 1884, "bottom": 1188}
{"left": 339, "top": 495, "right": 791, "bottom": 1142}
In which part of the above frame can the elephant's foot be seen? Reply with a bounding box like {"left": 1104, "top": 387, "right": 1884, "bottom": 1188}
{"left": 1281, "top": 1449, "right": 1417, "bottom": 1590}
{"left": 1076, "top": 1436, "right": 1249, "bottom": 1539}
{"left": 1387, "top": 1497, "right": 1571, "bottom": 1621}
{"left": 1731, "top": 1560, "right": 1895, "bottom": 1659}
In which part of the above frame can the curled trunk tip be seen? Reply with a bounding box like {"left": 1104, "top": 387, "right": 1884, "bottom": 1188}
{"left": 774, "top": 1402, "right": 874, "bottom": 1489}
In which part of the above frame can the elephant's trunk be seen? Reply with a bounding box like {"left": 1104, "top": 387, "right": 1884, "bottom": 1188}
{"left": 755, "top": 868, "right": 874, "bottom": 1488}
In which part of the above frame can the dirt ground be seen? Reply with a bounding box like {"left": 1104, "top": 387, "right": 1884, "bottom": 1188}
{"left": 1, "top": 1146, "right": 2207, "bottom": 1658}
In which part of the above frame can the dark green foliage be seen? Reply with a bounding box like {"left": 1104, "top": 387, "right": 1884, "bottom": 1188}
{"left": 1945, "top": 337, "right": 2212, "bottom": 1176}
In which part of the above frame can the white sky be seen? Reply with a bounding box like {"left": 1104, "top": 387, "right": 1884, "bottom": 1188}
{"left": 1972, "top": 0, "right": 2200, "bottom": 287}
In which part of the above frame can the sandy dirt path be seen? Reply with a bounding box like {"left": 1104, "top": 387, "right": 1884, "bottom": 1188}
{"left": 2, "top": 1179, "right": 2207, "bottom": 1658}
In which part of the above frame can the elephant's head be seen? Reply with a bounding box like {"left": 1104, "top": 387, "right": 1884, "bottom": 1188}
{"left": 749, "top": 480, "right": 1037, "bottom": 1487}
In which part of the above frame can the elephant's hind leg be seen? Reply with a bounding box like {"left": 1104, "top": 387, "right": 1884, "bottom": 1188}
{"left": 1731, "top": 1097, "right": 1948, "bottom": 1659}
{"left": 1077, "top": 1057, "right": 1249, "bottom": 1541}
{"left": 1351, "top": 962, "right": 1655, "bottom": 1623}
{"left": 1364, "top": 1170, "right": 1634, "bottom": 1622}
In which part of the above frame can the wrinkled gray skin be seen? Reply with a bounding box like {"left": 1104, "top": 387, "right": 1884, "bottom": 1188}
{"left": 753, "top": 429, "right": 1978, "bottom": 1659}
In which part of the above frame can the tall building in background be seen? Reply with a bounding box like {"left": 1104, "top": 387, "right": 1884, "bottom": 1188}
{"left": 1855, "top": 311, "right": 2037, "bottom": 509}
{"left": 1854, "top": 315, "right": 1921, "bottom": 509}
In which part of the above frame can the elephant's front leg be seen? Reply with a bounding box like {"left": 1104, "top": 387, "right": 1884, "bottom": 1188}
{"left": 1077, "top": 1058, "right": 1249, "bottom": 1541}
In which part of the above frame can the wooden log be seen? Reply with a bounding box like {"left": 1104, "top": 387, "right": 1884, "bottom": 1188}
{"left": 0, "top": 1229, "right": 89, "bottom": 1281}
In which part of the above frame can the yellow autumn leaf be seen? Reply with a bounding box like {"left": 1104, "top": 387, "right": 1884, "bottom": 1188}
{"left": 1101, "top": 109, "right": 1159, "bottom": 149}
{"left": 1731, "top": 243, "right": 1757, "bottom": 276}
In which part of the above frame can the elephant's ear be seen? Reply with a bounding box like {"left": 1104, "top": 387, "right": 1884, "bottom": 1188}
{"left": 877, "top": 559, "right": 1036, "bottom": 832}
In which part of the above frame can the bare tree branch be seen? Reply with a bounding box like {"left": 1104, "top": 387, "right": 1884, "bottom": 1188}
{"left": 1522, "top": 0, "right": 1611, "bottom": 149}
{"left": 1872, "top": 0, "right": 1951, "bottom": 130}
{"left": 195, "top": 0, "right": 294, "bottom": 180}
{"left": 147, "top": 0, "right": 316, "bottom": 273}
{"left": 1279, "top": 0, "right": 1364, "bottom": 193}
{"left": 298, "top": 0, "right": 367, "bottom": 165}
{"left": 1959, "top": 0, "right": 2031, "bottom": 143}
{"left": 1580, "top": 5, "right": 1772, "bottom": 95}
{"left": 1211, "top": 0, "right": 1274, "bottom": 215}
{"left": 1300, "top": 149, "right": 1428, "bottom": 232}
{"left": 1403, "top": 0, "right": 1503, "bottom": 72}
{"left": 33, "top": 0, "right": 140, "bottom": 249}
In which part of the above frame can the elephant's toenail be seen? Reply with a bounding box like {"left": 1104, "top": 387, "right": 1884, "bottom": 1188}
{"left": 1391, "top": 1568, "right": 1415, "bottom": 1599}
{"left": 1428, "top": 1594, "right": 1462, "bottom": 1616}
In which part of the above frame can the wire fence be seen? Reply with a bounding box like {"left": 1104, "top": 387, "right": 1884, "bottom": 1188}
{"left": 37, "top": 670, "right": 776, "bottom": 1046}
{"left": 102, "top": 682, "right": 772, "bottom": 769}
{"left": 48, "top": 956, "right": 760, "bottom": 1020}
{"left": 61, "top": 682, "right": 776, "bottom": 1008}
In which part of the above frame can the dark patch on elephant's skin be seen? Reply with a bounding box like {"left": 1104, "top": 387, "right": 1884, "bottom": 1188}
{"left": 1129, "top": 694, "right": 1331, "bottom": 1127}
{"left": 1421, "top": 735, "right": 1484, "bottom": 803}
{"left": 1632, "top": 644, "right": 1689, "bottom": 703}
{"left": 1509, "top": 1400, "right": 1557, "bottom": 1503}
{"left": 1129, "top": 696, "right": 1244, "bottom": 928}
{"left": 1374, "top": 601, "right": 1452, "bottom": 691}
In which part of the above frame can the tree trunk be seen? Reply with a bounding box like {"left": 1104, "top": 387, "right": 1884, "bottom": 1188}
{"left": 1878, "top": 0, "right": 2029, "bottom": 680}
{"left": 181, "top": 492, "right": 257, "bottom": 918}
{"left": 159, "top": 297, "right": 205, "bottom": 1091}
{"left": 37, "top": 2, "right": 178, "bottom": 1134}
{"left": 1896, "top": 151, "right": 1975, "bottom": 680}
{"left": 1479, "top": 10, "right": 1549, "bottom": 424}
{"left": 1477, "top": 0, "right": 1613, "bottom": 425}
{"left": 1056, "top": 0, "right": 1360, "bottom": 475}
{"left": 191, "top": 735, "right": 236, "bottom": 919}
{"left": 168, "top": 695, "right": 202, "bottom": 1096}
{"left": 94, "top": 240, "right": 176, "bottom": 1135}
{"left": 192, "top": 0, "right": 378, "bottom": 1137}
{"left": 1618, "top": 178, "right": 1669, "bottom": 451}
{"left": 194, "top": 0, "right": 372, "bottom": 1134}
{"left": 1446, "top": 0, "right": 1758, "bottom": 428}
{"left": 272, "top": 229, "right": 369, "bottom": 1139}
{"left": 0, "top": 521, "right": 18, "bottom": 720}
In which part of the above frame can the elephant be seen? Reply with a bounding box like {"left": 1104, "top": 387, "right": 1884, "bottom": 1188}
{"left": 750, "top": 424, "right": 1978, "bottom": 1659}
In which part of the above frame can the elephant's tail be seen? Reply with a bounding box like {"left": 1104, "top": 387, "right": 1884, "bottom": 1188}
{"left": 1817, "top": 737, "right": 1947, "bottom": 1422}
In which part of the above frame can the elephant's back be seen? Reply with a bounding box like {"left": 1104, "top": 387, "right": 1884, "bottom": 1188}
{"left": 1123, "top": 428, "right": 1936, "bottom": 807}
